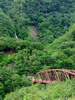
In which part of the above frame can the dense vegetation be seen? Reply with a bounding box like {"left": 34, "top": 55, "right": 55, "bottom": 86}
{"left": 0, "top": 0, "right": 75, "bottom": 100}
{"left": 46, "top": 24, "right": 75, "bottom": 70}
{"left": 0, "top": 24, "right": 75, "bottom": 100}
{"left": 4, "top": 79, "right": 75, "bottom": 100}
{"left": 0, "top": 0, "right": 75, "bottom": 44}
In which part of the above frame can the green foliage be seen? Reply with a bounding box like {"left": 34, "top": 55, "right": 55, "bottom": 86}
{"left": 0, "top": 0, "right": 75, "bottom": 44}
{"left": 0, "top": 67, "right": 31, "bottom": 99}
{"left": 0, "top": 82, "right": 4, "bottom": 99}
{"left": 0, "top": 1, "right": 75, "bottom": 99}
{"left": 0, "top": 25, "right": 75, "bottom": 75}
{"left": 15, "top": 48, "right": 53, "bottom": 74}
{"left": 11, "top": 74, "right": 31, "bottom": 91}
{"left": 0, "top": 37, "right": 30, "bottom": 51}
{"left": 0, "top": 37, "right": 43, "bottom": 52}
{"left": 0, "top": 54, "right": 15, "bottom": 67}
{"left": 46, "top": 24, "right": 75, "bottom": 70}
{"left": 0, "top": 11, "right": 15, "bottom": 37}
{"left": 4, "top": 79, "right": 75, "bottom": 100}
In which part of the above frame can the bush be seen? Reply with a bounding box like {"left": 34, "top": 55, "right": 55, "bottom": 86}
{"left": 4, "top": 79, "right": 75, "bottom": 100}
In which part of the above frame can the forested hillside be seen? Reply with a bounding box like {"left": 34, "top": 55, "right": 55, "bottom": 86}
{"left": 0, "top": 0, "right": 75, "bottom": 44}
{"left": 0, "top": 0, "right": 75, "bottom": 100}
{"left": 46, "top": 24, "right": 75, "bottom": 70}
{"left": 0, "top": 24, "right": 75, "bottom": 100}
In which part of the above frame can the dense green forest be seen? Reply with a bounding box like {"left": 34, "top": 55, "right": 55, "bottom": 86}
{"left": 4, "top": 79, "right": 75, "bottom": 100}
{"left": 0, "top": 0, "right": 75, "bottom": 100}
{"left": 0, "top": 0, "right": 75, "bottom": 44}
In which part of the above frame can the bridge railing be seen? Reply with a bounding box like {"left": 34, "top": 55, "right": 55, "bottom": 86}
{"left": 33, "top": 69, "right": 75, "bottom": 84}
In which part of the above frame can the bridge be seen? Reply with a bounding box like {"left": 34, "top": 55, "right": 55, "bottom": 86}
{"left": 33, "top": 69, "right": 75, "bottom": 84}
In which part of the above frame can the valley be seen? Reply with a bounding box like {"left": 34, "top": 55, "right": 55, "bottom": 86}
{"left": 0, "top": 0, "right": 75, "bottom": 100}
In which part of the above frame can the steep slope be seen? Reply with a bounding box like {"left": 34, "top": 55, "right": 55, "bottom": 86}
{"left": 0, "top": 12, "right": 15, "bottom": 37}
{"left": 46, "top": 24, "right": 75, "bottom": 69}
{"left": 47, "top": 24, "right": 75, "bottom": 51}
{"left": 0, "top": 25, "right": 75, "bottom": 100}
{"left": 0, "top": 0, "right": 75, "bottom": 44}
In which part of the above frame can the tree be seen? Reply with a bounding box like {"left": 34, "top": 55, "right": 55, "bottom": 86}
{"left": 0, "top": 12, "right": 15, "bottom": 37}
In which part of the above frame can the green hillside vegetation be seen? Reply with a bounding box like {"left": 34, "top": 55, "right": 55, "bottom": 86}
{"left": 0, "top": 12, "right": 15, "bottom": 37}
{"left": 46, "top": 24, "right": 75, "bottom": 70}
{"left": 0, "top": 0, "right": 75, "bottom": 44}
{"left": 0, "top": 67, "right": 32, "bottom": 100}
{"left": 0, "top": 37, "right": 43, "bottom": 67}
{"left": 0, "top": 0, "right": 75, "bottom": 100}
{"left": 0, "top": 24, "right": 75, "bottom": 100}
{"left": 4, "top": 79, "right": 75, "bottom": 100}
{"left": 0, "top": 37, "right": 43, "bottom": 52}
